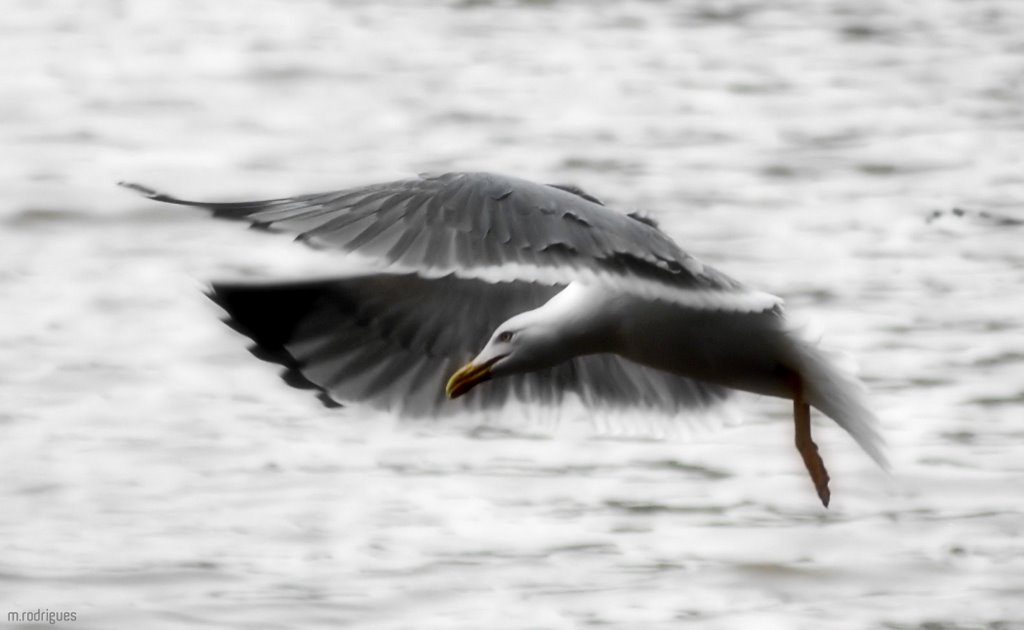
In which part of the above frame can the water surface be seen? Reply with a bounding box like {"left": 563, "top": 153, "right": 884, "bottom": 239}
{"left": 2, "top": 1, "right": 1023, "bottom": 628}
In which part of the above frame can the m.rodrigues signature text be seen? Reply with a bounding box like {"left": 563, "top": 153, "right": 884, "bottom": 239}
{"left": 7, "top": 609, "right": 77, "bottom": 624}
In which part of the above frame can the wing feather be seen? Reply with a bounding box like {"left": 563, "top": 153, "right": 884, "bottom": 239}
{"left": 123, "top": 173, "right": 781, "bottom": 312}
{"left": 208, "top": 273, "right": 731, "bottom": 418}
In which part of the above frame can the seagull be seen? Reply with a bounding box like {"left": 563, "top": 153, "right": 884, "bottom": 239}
{"left": 121, "top": 172, "right": 886, "bottom": 506}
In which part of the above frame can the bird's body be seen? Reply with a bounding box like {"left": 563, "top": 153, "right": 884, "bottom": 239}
{"left": 122, "top": 171, "right": 886, "bottom": 506}
{"left": 506, "top": 281, "right": 791, "bottom": 398}
{"left": 601, "top": 289, "right": 789, "bottom": 397}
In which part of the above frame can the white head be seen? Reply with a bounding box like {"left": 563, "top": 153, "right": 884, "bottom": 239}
{"left": 445, "top": 310, "right": 567, "bottom": 399}
{"left": 445, "top": 283, "right": 614, "bottom": 399}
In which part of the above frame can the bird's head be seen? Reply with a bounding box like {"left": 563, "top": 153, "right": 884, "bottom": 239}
{"left": 445, "top": 314, "right": 564, "bottom": 400}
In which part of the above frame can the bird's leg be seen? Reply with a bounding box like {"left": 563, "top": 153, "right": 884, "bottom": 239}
{"left": 792, "top": 377, "right": 831, "bottom": 508}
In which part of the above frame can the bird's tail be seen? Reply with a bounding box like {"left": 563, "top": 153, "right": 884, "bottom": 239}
{"left": 784, "top": 329, "right": 888, "bottom": 470}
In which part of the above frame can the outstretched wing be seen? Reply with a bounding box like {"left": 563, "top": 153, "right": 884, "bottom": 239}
{"left": 123, "top": 172, "right": 780, "bottom": 312}
{"left": 208, "top": 273, "right": 730, "bottom": 417}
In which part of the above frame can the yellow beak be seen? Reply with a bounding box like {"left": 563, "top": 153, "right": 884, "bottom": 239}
{"left": 445, "top": 359, "right": 497, "bottom": 399}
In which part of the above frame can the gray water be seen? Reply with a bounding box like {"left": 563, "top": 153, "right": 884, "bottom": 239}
{"left": 3, "top": 1, "right": 1024, "bottom": 628}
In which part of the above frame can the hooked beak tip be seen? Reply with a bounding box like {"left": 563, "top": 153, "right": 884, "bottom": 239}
{"left": 445, "top": 360, "right": 495, "bottom": 399}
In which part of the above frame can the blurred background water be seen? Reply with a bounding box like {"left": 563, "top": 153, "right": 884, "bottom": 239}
{"left": 2, "top": 1, "right": 1024, "bottom": 628}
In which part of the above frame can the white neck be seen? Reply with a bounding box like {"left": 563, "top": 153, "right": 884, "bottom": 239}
{"left": 516, "top": 282, "right": 621, "bottom": 356}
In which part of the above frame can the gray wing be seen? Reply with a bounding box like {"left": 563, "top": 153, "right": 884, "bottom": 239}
{"left": 208, "top": 273, "right": 730, "bottom": 416}
{"left": 123, "top": 172, "right": 780, "bottom": 312}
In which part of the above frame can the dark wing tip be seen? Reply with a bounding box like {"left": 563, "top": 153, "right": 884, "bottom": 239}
{"left": 207, "top": 280, "right": 348, "bottom": 409}
{"left": 316, "top": 391, "right": 344, "bottom": 409}
{"left": 118, "top": 181, "right": 189, "bottom": 204}
{"left": 118, "top": 181, "right": 158, "bottom": 196}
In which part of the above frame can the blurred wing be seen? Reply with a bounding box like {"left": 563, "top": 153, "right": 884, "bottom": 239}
{"left": 208, "top": 273, "right": 731, "bottom": 417}
{"left": 123, "top": 172, "right": 780, "bottom": 312}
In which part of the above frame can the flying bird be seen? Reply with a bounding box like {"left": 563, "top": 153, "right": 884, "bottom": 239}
{"left": 121, "top": 172, "right": 886, "bottom": 506}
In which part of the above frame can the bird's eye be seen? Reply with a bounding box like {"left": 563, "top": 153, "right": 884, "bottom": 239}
{"left": 497, "top": 331, "right": 514, "bottom": 343}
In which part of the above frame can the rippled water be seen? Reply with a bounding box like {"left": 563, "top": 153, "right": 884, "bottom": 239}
{"left": 3, "top": 1, "right": 1024, "bottom": 628}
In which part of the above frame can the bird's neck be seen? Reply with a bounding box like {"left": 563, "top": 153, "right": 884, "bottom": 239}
{"left": 528, "top": 283, "right": 622, "bottom": 357}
